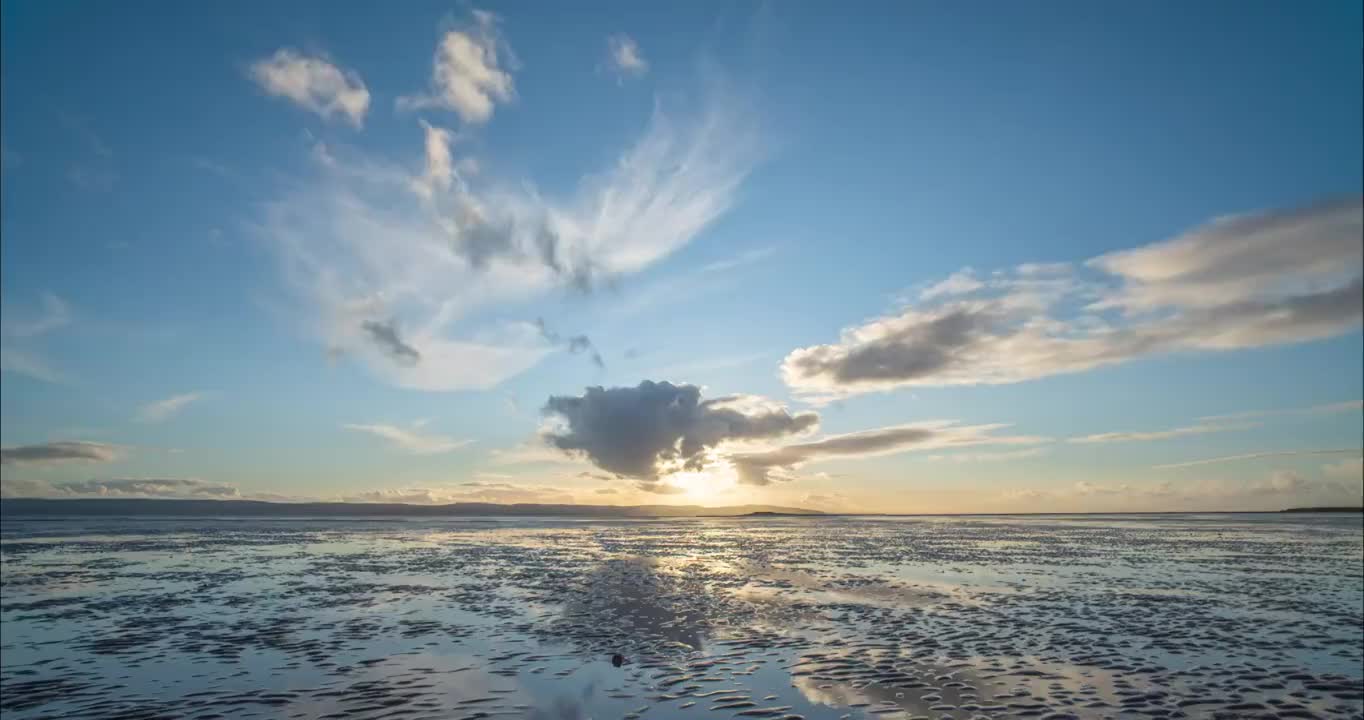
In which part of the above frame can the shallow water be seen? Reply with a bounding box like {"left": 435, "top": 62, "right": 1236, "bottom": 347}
{"left": 1, "top": 513, "right": 1361, "bottom": 720}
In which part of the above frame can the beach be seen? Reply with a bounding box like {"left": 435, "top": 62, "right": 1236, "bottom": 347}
{"left": 2, "top": 512, "right": 1361, "bottom": 719}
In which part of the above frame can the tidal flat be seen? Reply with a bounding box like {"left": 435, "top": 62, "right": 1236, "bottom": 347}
{"left": 2, "top": 513, "right": 1361, "bottom": 720}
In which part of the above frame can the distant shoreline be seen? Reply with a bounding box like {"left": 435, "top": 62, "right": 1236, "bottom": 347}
{"left": 0, "top": 498, "right": 824, "bottom": 519}
{"left": 0, "top": 497, "right": 1359, "bottom": 518}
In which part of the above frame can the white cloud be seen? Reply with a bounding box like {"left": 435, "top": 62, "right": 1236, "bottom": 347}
{"left": 397, "top": 10, "right": 515, "bottom": 125}
{"left": 783, "top": 198, "right": 1363, "bottom": 400}
{"left": 801, "top": 492, "right": 855, "bottom": 510}
{"left": 35, "top": 477, "right": 240, "bottom": 499}
{"left": 0, "top": 475, "right": 574, "bottom": 504}
{"left": 1258, "top": 470, "right": 1307, "bottom": 495}
{"left": 263, "top": 71, "right": 759, "bottom": 391}
{"left": 251, "top": 49, "right": 371, "bottom": 127}
{"left": 1323, "top": 457, "right": 1363, "bottom": 481}
{"left": 1088, "top": 199, "right": 1362, "bottom": 313}
{"left": 411, "top": 120, "right": 456, "bottom": 200}
{"left": 606, "top": 34, "right": 649, "bottom": 79}
{"left": 920, "top": 269, "right": 984, "bottom": 300}
{"left": 1073, "top": 480, "right": 1148, "bottom": 497}
{"left": 340, "top": 481, "right": 573, "bottom": 505}
{"left": 0, "top": 476, "right": 230, "bottom": 499}
{"left": 0, "top": 477, "right": 56, "bottom": 498}
{"left": 1069, "top": 421, "right": 1246, "bottom": 444}
{"left": 343, "top": 423, "right": 472, "bottom": 454}
{"left": 1022, "top": 468, "right": 1362, "bottom": 509}
{"left": 136, "top": 392, "right": 204, "bottom": 423}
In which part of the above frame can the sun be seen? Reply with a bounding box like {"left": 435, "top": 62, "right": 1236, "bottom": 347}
{"left": 663, "top": 469, "right": 732, "bottom": 502}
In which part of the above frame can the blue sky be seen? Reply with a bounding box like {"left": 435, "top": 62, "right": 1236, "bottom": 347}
{"left": 2, "top": 1, "right": 1361, "bottom": 512}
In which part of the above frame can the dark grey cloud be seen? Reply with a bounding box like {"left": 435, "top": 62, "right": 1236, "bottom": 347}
{"left": 0, "top": 441, "right": 124, "bottom": 465}
{"left": 787, "top": 306, "right": 1005, "bottom": 386}
{"left": 536, "top": 318, "right": 604, "bottom": 369}
{"left": 361, "top": 318, "right": 421, "bottom": 365}
{"left": 784, "top": 197, "right": 1363, "bottom": 399}
{"left": 729, "top": 421, "right": 1046, "bottom": 486}
{"left": 541, "top": 381, "right": 818, "bottom": 480}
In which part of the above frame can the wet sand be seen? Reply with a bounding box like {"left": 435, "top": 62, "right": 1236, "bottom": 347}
{"left": 1, "top": 513, "right": 1361, "bottom": 719}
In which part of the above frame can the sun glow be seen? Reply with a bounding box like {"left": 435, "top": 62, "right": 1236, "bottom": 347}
{"left": 662, "top": 468, "right": 734, "bottom": 501}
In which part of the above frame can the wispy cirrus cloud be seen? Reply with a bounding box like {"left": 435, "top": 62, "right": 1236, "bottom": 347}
{"left": 729, "top": 420, "right": 1046, "bottom": 486}
{"left": 783, "top": 197, "right": 1363, "bottom": 400}
{"left": 1198, "top": 399, "right": 1362, "bottom": 423}
{"left": 3, "top": 292, "right": 70, "bottom": 337}
{"left": 925, "top": 447, "right": 1048, "bottom": 463}
{"left": 0, "top": 441, "right": 126, "bottom": 466}
{"left": 59, "top": 113, "right": 117, "bottom": 190}
{"left": 1, "top": 292, "right": 72, "bottom": 383}
{"left": 1153, "top": 448, "right": 1362, "bottom": 470}
{"left": 261, "top": 40, "right": 760, "bottom": 391}
{"left": 136, "top": 392, "right": 204, "bottom": 423}
{"left": 698, "top": 246, "right": 775, "bottom": 274}
{"left": 1069, "top": 421, "right": 1247, "bottom": 444}
{"left": 0, "top": 348, "right": 65, "bottom": 383}
{"left": 343, "top": 423, "right": 472, "bottom": 454}
{"left": 251, "top": 49, "right": 370, "bottom": 127}
{"left": 487, "top": 441, "right": 588, "bottom": 467}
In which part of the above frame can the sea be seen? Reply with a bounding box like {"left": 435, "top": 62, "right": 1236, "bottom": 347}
{"left": 1, "top": 513, "right": 1361, "bottom": 720}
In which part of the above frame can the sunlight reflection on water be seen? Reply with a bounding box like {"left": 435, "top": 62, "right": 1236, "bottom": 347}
{"left": 1, "top": 514, "right": 1361, "bottom": 719}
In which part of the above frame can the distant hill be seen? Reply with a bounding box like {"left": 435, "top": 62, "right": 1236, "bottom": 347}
{"left": 0, "top": 497, "right": 824, "bottom": 518}
{"left": 1281, "top": 506, "right": 1364, "bottom": 513}
{"left": 715, "top": 510, "right": 818, "bottom": 518}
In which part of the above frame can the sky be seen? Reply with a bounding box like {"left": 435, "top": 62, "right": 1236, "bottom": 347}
{"left": 1, "top": 1, "right": 1361, "bottom": 513}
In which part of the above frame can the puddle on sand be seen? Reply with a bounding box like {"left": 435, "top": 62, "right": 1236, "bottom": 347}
{"left": 1, "top": 514, "right": 1361, "bottom": 719}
